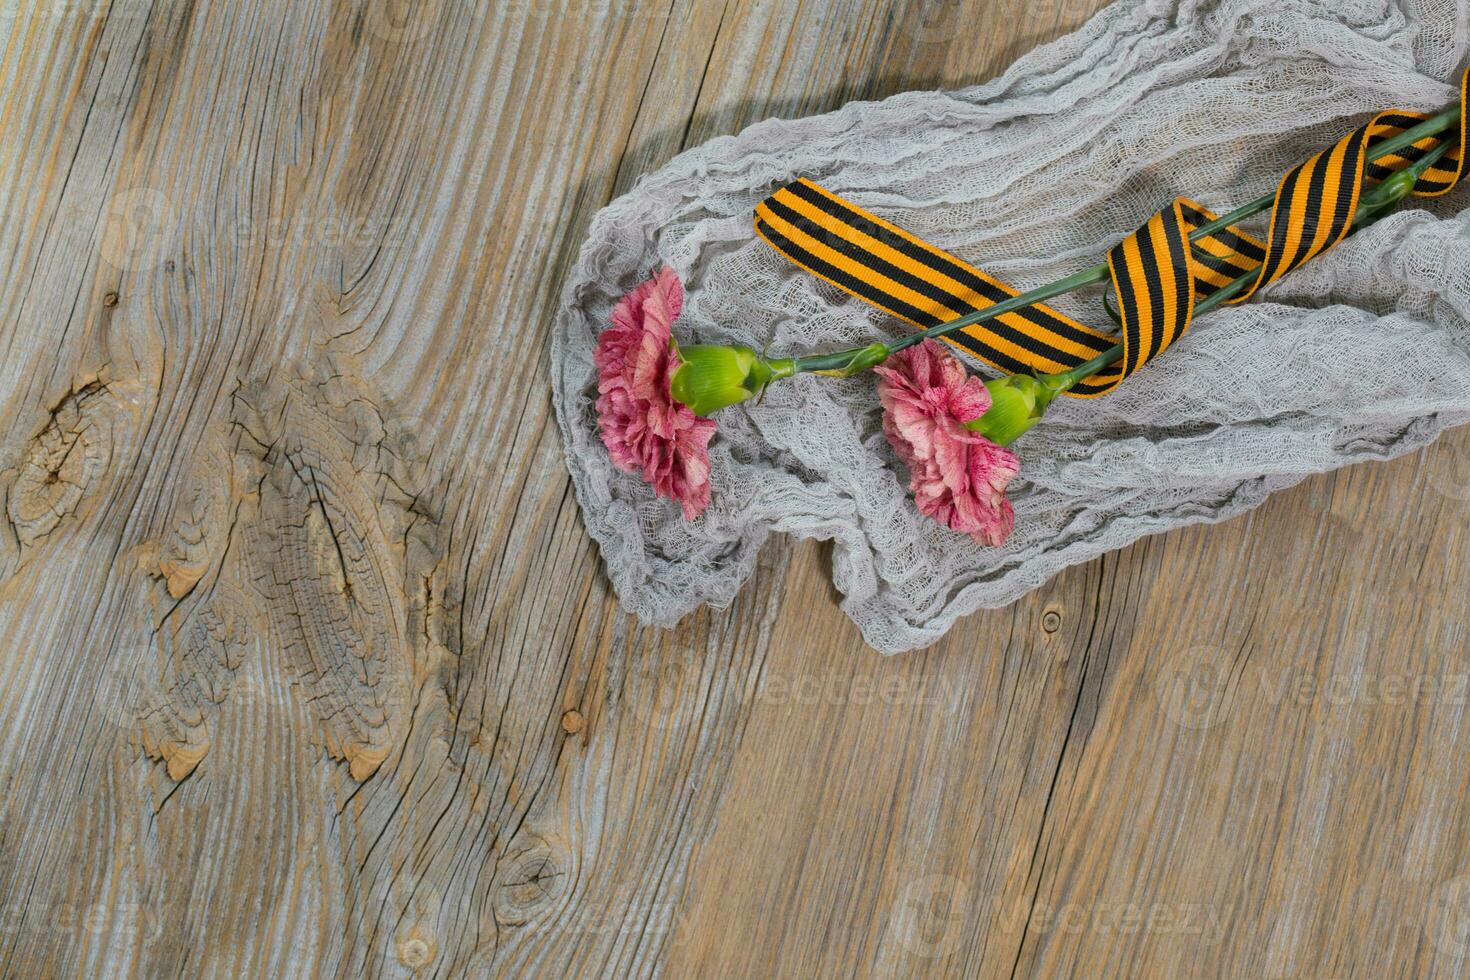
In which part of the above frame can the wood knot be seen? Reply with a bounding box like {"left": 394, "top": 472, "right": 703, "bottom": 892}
{"left": 102, "top": 291, "right": 119, "bottom": 308}
{"left": 396, "top": 935, "right": 435, "bottom": 970}
{"left": 493, "top": 834, "right": 571, "bottom": 927}
{"left": 1041, "top": 608, "right": 1063, "bottom": 634}
{"left": 11, "top": 380, "right": 133, "bottom": 549}
{"left": 560, "top": 709, "right": 584, "bottom": 735}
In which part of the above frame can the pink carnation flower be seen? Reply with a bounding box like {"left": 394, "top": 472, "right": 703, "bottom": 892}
{"left": 594, "top": 267, "right": 716, "bottom": 519}
{"left": 874, "top": 339, "right": 1019, "bottom": 546}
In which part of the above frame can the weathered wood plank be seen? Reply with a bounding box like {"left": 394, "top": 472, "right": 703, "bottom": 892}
{"left": 3, "top": 0, "right": 1470, "bottom": 977}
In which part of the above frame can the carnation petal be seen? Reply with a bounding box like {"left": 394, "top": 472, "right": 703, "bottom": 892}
{"left": 876, "top": 339, "right": 1019, "bottom": 547}
{"left": 593, "top": 267, "right": 715, "bottom": 519}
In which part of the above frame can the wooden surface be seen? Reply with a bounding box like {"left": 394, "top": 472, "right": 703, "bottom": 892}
{"left": 4, "top": 0, "right": 1470, "bottom": 976}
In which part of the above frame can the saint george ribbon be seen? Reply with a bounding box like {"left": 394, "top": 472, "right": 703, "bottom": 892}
{"left": 754, "top": 66, "right": 1469, "bottom": 397}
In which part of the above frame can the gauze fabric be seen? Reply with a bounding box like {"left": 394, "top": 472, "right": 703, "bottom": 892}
{"left": 551, "top": 0, "right": 1470, "bottom": 653}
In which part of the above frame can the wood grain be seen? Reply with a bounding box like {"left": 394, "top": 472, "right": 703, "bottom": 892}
{"left": 2, "top": 0, "right": 1469, "bottom": 976}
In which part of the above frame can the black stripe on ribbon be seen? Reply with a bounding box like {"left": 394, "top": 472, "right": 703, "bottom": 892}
{"left": 751, "top": 65, "right": 1470, "bottom": 398}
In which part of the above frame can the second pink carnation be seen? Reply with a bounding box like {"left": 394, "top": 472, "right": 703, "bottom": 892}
{"left": 874, "top": 339, "right": 1019, "bottom": 546}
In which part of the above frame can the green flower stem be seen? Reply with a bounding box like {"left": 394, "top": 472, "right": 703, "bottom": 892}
{"left": 1049, "top": 135, "right": 1456, "bottom": 389}
{"left": 788, "top": 102, "right": 1462, "bottom": 377}
{"left": 1186, "top": 103, "right": 1464, "bottom": 243}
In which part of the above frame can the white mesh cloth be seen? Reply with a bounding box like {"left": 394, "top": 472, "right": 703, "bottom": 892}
{"left": 551, "top": 0, "right": 1470, "bottom": 654}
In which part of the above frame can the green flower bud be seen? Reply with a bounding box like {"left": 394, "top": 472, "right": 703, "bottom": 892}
{"left": 1355, "top": 168, "right": 1420, "bottom": 226}
{"left": 1379, "top": 168, "right": 1419, "bottom": 204}
{"left": 965, "top": 371, "right": 1074, "bottom": 446}
{"left": 840, "top": 342, "right": 891, "bottom": 376}
{"left": 669, "top": 343, "right": 795, "bottom": 417}
{"left": 809, "top": 341, "right": 893, "bottom": 377}
{"left": 966, "top": 375, "right": 1041, "bottom": 445}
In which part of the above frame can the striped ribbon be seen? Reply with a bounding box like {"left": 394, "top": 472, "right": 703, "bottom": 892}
{"left": 754, "top": 66, "right": 1469, "bottom": 397}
